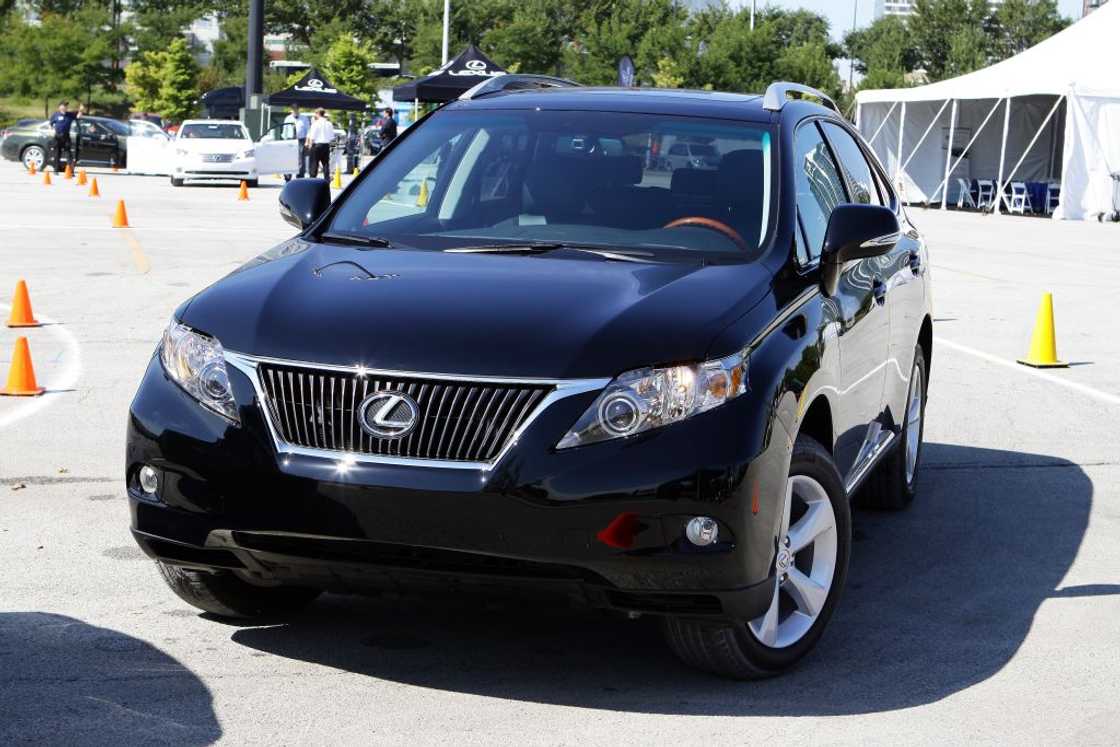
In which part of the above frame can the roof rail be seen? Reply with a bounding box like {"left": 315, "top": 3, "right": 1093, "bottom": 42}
{"left": 459, "top": 74, "right": 581, "bottom": 101}
{"left": 762, "top": 82, "right": 839, "bottom": 113}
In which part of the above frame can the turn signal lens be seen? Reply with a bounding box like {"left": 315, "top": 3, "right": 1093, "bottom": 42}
{"left": 557, "top": 349, "right": 748, "bottom": 449}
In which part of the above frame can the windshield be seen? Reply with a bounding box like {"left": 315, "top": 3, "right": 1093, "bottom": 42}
{"left": 328, "top": 109, "right": 775, "bottom": 260}
{"left": 179, "top": 123, "right": 247, "bottom": 140}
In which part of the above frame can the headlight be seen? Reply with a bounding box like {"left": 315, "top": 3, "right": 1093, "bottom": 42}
{"left": 557, "top": 349, "right": 748, "bottom": 449}
{"left": 237, "top": 149, "right": 254, "bottom": 160}
{"left": 160, "top": 321, "right": 239, "bottom": 422}
{"left": 175, "top": 148, "right": 189, "bottom": 157}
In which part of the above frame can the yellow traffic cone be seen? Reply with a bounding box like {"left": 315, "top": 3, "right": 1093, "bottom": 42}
{"left": 331, "top": 166, "right": 342, "bottom": 189}
{"left": 1018, "top": 293, "right": 1067, "bottom": 368}
{"left": 416, "top": 179, "right": 429, "bottom": 207}
{"left": 352, "top": 166, "right": 360, "bottom": 176}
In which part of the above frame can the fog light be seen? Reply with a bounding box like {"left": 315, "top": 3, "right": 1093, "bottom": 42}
{"left": 686, "top": 516, "right": 719, "bottom": 546}
{"left": 138, "top": 465, "right": 159, "bottom": 495}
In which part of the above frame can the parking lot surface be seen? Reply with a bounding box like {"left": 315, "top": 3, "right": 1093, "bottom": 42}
{"left": 1, "top": 160, "right": 1118, "bottom": 744}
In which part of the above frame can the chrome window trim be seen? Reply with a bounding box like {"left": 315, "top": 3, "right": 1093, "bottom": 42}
{"left": 225, "top": 351, "right": 610, "bottom": 471}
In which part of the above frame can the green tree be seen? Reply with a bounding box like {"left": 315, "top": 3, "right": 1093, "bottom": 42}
{"left": 845, "top": 15, "right": 920, "bottom": 78}
{"left": 124, "top": 49, "right": 168, "bottom": 112}
{"left": 323, "top": 35, "right": 378, "bottom": 102}
{"left": 991, "top": 0, "right": 1068, "bottom": 58}
{"left": 0, "top": 11, "right": 112, "bottom": 108}
{"left": 909, "top": 0, "right": 991, "bottom": 81}
{"left": 156, "top": 37, "right": 199, "bottom": 121}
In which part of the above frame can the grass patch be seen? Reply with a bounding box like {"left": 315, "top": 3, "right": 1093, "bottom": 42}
{"left": 0, "top": 97, "right": 47, "bottom": 127}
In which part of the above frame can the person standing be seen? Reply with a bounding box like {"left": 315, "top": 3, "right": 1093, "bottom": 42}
{"left": 73, "top": 103, "right": 87, "bottom": 164}
{"left": 305, "top": 108, "right": 334, "bottom": 178}
{"left": 380, "top": 108, "right": 398, "bottom": 144}
{"left": 283, "top": 104, "right": 310, "bottom": 178}
{"left": 47, "top": 101, "right": 77, "bottom": 172}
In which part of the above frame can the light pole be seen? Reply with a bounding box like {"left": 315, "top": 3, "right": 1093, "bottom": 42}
{"left": 848, "top": 0, "right": 858, "bottom": 94}
{"left": 750, "top": 0, "right": 756, "bottom": 31}
{"left": 442, "top": 0, "right": 451, "bottom": 65}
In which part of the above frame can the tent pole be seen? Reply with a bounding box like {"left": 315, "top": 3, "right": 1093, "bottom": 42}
{"left": 996, "top": 95, "right": 1066, "bottom": 211}
{"left": 928, "top": 97, "right": 1004, "bottom": 205}
{"left": 995, "top": 97, "right": 1012, "bottom": 214}
{"left": 899, "top": 98, "right": 951, "bottom": 173}
{"left": 854, "top": 102, "right": 861, "bottom": 130}
{"left": 895, "top": 102, "right": 907, "bottom": 193}
{"left": 866, "top": 101, "right": 898, "bottom": 146}
{"left": 942, "top": 99, "right": 958, "bottom": 210}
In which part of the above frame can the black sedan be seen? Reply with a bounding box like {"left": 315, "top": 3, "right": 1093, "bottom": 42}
{"left": 126, "top": 78, "right": 932, "bottom": 679}
{"left": 1, "top": 115, "right": 129, "bottom": 170}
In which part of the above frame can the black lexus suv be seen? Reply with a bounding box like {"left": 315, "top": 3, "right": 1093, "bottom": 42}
{"left": 127, "top": 78, "right": 932, "bottom": 679}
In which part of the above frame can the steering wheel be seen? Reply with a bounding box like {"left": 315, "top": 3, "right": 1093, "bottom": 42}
{"left": 663, "top": 216, "right": 748, "bottom": 252}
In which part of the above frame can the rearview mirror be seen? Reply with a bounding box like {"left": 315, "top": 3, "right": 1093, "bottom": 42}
{"left": 820, "top": 204, "right": 900, "bottom": 296}
{"left": 278, "top": 178, "right": 331, "bottom": 230}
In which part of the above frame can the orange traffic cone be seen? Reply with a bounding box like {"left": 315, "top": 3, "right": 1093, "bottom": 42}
{"left": 76, "top": 168, "right": 88, "bottom": 186}
{"left": 88, "top": 177, "right": 100, "bottom": 197}
{"left": 0, "top": 337, "right": 45, "bottom": 397}
{"left": 238, "top": 180, "right": 249, "bottom": 201}
{"left": 64, "top": 162, "right": 73, "bottom": 180}
{"left": 28, "top": 162, "right": 37, "bottom": 176}
{"left": 42, "top": 169, "right": 52, "bottom": 186}
{"left": 112, "top": 199, "right": 129, "bottom": 228}
{"left": 6, "top": 280, "right": 40, "bottom": 328}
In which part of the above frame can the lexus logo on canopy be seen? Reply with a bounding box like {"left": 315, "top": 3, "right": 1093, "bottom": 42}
{"left": 449, "top": 59, "right": 502, "bottom": 77}
{"left": 358, "top": 391, "right": 420, "bottom": 439}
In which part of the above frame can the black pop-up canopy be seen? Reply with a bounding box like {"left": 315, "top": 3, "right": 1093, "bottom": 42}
{"left": 268, "top": 68, "right": 369, "bottom": 111}
{"left": 393, "top": 45, "right": 506, "bottom": 103}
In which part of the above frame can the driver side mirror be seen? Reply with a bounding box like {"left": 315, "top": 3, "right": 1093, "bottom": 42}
{"left": 279, "top": 178, "right": 331, "bottom": 230}
{"left": 820, "top": 204, "right": 900, "bottom": 296}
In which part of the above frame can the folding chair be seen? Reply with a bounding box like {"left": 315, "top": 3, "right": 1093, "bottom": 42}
{"left": 1009, "top": 182, "right": 1032, "bottom": 215}
{"left": 976, "top": 179, "right": 995, "bottom": 209}
{"left": 1046, "top": 183, "right": 1061, "bottom": 215}
{"left": 956, "top": 178, "right": 976, "bottom": 209}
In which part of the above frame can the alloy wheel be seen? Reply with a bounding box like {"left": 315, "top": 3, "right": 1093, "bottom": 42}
{"left": 23, "top": 147, "right": 45, "bottom": 170}
{"left": 905, "top": 363, "right": 923, "bottom": 484}
{"left": 748, "top": 474, "right": 838, "bottom": 649}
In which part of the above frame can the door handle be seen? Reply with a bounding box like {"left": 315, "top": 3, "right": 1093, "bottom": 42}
{"left": 873, "top": 279, "right": 887, "bottom": 305}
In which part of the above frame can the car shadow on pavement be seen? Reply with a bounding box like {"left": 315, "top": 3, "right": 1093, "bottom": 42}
{"left": 0, "top": 612, "right": 221, "bottom": 743}
{"left": 229, "top": 442, "right": 1093, "bottom": 716}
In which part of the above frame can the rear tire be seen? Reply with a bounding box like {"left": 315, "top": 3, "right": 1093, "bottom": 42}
{"left": 663, "top": 435, "right": 851, "bottom": 679}
{"left": 857, "top": 344, "right": 927, "bottom": 510}
{"left": 156, "top": 561, "right": 320, "bottom": 620}
{"left": 170, "top": 177, "right": 184, "bottom": 187}
{"left": 246, "top": 178, "right": 259, "bottom": 188}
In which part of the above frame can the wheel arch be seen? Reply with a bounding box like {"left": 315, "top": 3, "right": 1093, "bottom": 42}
{"left": 918, "top": 314, "right": 933, "bottom": 380}
{"left": 797, "top": 395, "right": 835, "bottom": 455}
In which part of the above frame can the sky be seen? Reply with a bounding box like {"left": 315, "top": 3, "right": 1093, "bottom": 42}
{"left": 738, "top": 0, "right": 1087, "bottom": 41}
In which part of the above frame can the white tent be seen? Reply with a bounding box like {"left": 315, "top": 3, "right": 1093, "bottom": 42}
{"left": 855, "top": 1, "right": 1120, "bottom": 220}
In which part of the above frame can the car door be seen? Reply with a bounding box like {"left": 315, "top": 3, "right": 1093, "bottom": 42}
{"left": 820, "top": 121, "right": 923, "bottom": 438}
{"left": 76, "top": 120, "right": 112, "bottom": 165}
{"left": 793, "top": 120, "right": 890, "bottom": 482}
{"left": 255, "top": 122, "right": 299, "bottom": 175}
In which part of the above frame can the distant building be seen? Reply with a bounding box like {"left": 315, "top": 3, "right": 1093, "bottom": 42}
{"left": 1084, "top": 0, "right": 1110, "bottom": 14}
{"left": 875, "top": 0, "right": 1007, "bottom": 18}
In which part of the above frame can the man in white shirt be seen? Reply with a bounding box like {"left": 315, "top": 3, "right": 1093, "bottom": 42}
{"left": 283, "top": 104, "right": 310, "bottom": 177}
{"left": 305, "top": 108, "right": 334, "bottom": 178}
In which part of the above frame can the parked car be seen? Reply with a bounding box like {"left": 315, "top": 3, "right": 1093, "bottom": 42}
{"left": 170, "top": 119, "right": 258, "bottom": 187}
{"left": 127, "top": 79, "right": 932, "bottom": 679}
{"left": 664, "top": 140, "right": 721, "bottom": 170}
{"left": 1, "top": 115, "right": 129, "bottom": 170}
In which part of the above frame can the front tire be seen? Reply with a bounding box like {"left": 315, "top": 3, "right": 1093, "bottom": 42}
{"left": 246, "top": 178, "right": 259, "bottom": 188}
{"left": 21, "top": 145, "right": 45, "bottom": 171}
{"left": 156, "top": 561, "right": 320, "bottom": 620}
{"left": 857, "top": 344, "right": 927, "bottom": 510}
{"left": 170, "top": 177, "right": 184, "bottom": 187}
{"left": 663, "top": 435, "right": 851, "bottom": 679}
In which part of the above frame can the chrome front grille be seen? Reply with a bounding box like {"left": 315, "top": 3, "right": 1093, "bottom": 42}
{"left": 256, "top": 362, "right": 553, "bottom": 463}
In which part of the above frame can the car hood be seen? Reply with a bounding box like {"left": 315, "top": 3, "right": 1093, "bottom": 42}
{"left": 178, "top": 241, "right": 773, "bottom": 379}
{"left": 175, "top": 138, "right": 250, "bottom": 153}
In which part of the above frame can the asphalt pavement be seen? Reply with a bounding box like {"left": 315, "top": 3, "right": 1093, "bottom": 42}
{"left": 0, "top": 161, "right": 1117, "bottom": 744}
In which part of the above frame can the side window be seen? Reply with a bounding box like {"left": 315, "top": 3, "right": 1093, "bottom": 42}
{"left": 821, "top": 122, "right": 882, "bottom": 206}
{"left": 793, "top": 123, "right": 847, "bottom": 263}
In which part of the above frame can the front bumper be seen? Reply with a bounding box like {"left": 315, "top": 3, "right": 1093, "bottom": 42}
{"left": 127, "top": 353, "right": 792, "bottom": 621}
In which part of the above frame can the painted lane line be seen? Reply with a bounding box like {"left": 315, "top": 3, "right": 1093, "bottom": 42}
{"left": 0, "top": 306, "right": 83, "bottom": 429}
{"left": 120, "top": 229, "right": 151, "bottom": 274}
{"left": 935, "top": 336, "right": 1120, "bottom": 408}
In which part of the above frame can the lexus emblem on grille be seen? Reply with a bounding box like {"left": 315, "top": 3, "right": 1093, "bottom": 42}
{"left": 358, "top": 391, "right": 419, "bottom": 439}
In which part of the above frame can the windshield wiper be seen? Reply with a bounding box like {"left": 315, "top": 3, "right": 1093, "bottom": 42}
{"left": 318, "top": 231, "right": 394, "bottom": 249}
{"left": 445, "top": 242, "right": 654, "bottom": 263}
